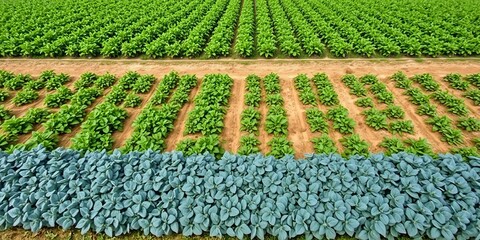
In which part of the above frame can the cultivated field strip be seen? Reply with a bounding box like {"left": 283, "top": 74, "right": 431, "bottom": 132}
{"left": 1, "top": 69, "right": 479, "bottom": 158}
{"left": 1, "top": 0, "right": 479, "bottom": 58}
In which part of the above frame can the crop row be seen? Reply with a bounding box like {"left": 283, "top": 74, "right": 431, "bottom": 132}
{"left": 1, "top": 70, "right": 479, "bottom": 158}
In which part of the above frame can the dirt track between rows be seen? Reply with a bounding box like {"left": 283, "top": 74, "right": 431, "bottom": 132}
{"left": 1, "top": 59, "right": 479, "bottom": 157}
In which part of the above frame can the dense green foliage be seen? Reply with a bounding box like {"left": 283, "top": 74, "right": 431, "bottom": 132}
{"left": 185, "top": 74, "right": 233, "bottom": 135}
{"left": 2, "top": 0, "right": 479, "bottom": 58}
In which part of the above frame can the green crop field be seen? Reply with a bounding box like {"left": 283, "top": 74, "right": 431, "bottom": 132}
{"left": 1, "top": 0, "right": 480, "bottom": 239}
{"left": 0, "top": 0, "right": 479, "bottom": 58}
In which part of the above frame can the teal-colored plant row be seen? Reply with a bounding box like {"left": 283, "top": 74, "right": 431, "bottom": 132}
{"left": 0, "top": 146, "right": 479, "bottom": 239}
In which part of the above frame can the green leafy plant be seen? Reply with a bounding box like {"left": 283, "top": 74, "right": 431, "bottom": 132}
{"left": 379, "top": 137, "right": 405, "bottom": 155}
{"left": 44, "top": 105, "right": 87, "bottom": 134}
{"left": 267, "top": 137, "right": 294, "bottom": 158}
{"left": 294, "top": 74, "right": 317, "bottom": 105}
{"left": 245, "top": 92, "right": 261, "bottom": 107}
{"left": 375, "top": 91, "right": 394, "bottom": 104}
{"left": 72, "top": 102, "right": 128, "bottom": 151}
{"left": 94, "top": 73, "right": 116, "bottom": 89}
{"left": 443, "top": 73, "right": 469, "bottom": 91}
{"left": 124, "top": 93, "right": 142, "bottom": 108}
{"left": 305, "top": 108, "right": 328, "bottom": 133}
{"left": 266, "top": 94, "right": 284, "bottom": 106}
{"left": 2, "top": 117, "right": 33, "bottom": 135}
{"left": 132, "top": 74, "right": 155, "bottom": 93}
{"left": 369, "top": 82, "right": 387, "bottom": 94}
{"left": 238, "top": 135, "right": 260, "bottom": 155}
{"left": 355, "top": 97, "right": 374, "bottom": 108}
{"left": 416, "top": 103, "right": 437, "bottom": 117}
{"left": 0, "top": 134, "right": 17, "bottom": 151}
{"left": 464, "top": 89, "right": 480, "bottom": 105}
{"left": 244, "top": 75, "right": 262, "bottom": 107}
{"left": 23, "top": 131, "right": 59, "bottom": 151}
{"left": 4, "top": 74, "right": 31, "bottom": 90}
{"left": 25, "top": 108, "right": 51, "bottom": 124}
{"left": 439, "top": 127, "right": 463, "bottom": 145}
{"left": 426, "top": 115, "right": 452, "bottom": 132}
{"left": 382, "top": 105, "right": 405, "bottom": 119}
{"left": 12, "top": 89, "right": 39, "bottom": 106}
{"left": 391, "top": 71, "right": 412, "bottom": 89}
{"left": 185, "top": 74, "right": 233, "bottom": 135}
{"left": 350, "top": 82, "right": 367, "bottom": 97}
{"left": 150, "top": 71, "right": 181, "bottom": 105}
{"left": 466, "top": 73, "right": 480, "bottom": 88}
{"left": 38, "top": 70, "right": 56, "bottom": 82}
{"left": 311, "top": 134, "right": 337, "bottom": 154}
{"left": 118, "top": 71, "right": 141, "bottom": 90}
{"left": 24, "top": 80, "right": 45, "bottom": 90}
{"left": 341, "top": 74, "right": 357, "bottom": 87}
{"left": 105, "top": 86, "right": 127, "bottom": 105}
{"left": 363, "top": 108, "right": 387, "bottom": 130}
{"left": 412, "top": 73, "right": 439, "bottom": 91}
{"left": 360, "top": 74, "right": 378, "bottom": 85}
{"left": 327, "top": 106, "right": 355, "bottom": 134}
{"left": 431, "top": 90, "right": 468, "bottom": 116}
{"left": 404, "top": 138, "right": 435, "bottom": 156}
{"left": 312, "top": 73, "right": 339, "bottom": 106}
{"left": 74, "top": 72, "right": 97, "bottom": 90}
{"left": 265, "top": 106, "right": 288, "bottom": 136}
{"left": 457, "top": 117, "right": 480, "bottom": 132}
{"left": 177, "top": 135, "right": 225, "bottom": 159}
{"left": 46, "top": 73, "right": 70, "bottom": 90}
{"left": 0, "top": 106, "right": 12, "bottom": 123}
{"left": 264, "top": 73, "right": 280, "bottom": 94}
{"left": 240, "top": 107, "right": 260, "bottom": 133}
{"left": 475, "top": 138, "right": 480, "bottom": 150}
{"left": 70, "top": 87, "right": 102, "bottom": 107}
{"left": 388, "top": 120, "right": 414, "bottom": 135}
{"left": 405, "top": 88, "right": 429, "bottom": 105}
{"left": 451, "top": 147, "right": 479, "bottom": 159}
{"left": 340, "top": 134, "right": 369, "bottom": 157}
{"left": 44, "top": 86, "right": 73, "bottom": 107}
{"left": 0, "top": 89, "right": 9, "bottom": 102}
{"left": 0, "top": 70, "right": 15, "bottom": 87}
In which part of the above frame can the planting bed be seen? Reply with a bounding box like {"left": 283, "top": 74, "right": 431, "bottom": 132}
{"left": 0, "top": 59, "right": 479, "bottom": 240}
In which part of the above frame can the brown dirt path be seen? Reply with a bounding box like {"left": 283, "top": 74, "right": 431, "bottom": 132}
{"left": 281, "top": 77, "right": 314, "bottom": 158}
{"left": 221, "top": 76, "right": 245, "bottom": 153}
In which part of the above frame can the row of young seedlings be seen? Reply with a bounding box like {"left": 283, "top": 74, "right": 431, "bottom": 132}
{"left": 70, "top": 72, "right": 157, "bottom": 151}
{"left": 124, "top": 71, "right": 198, "bottom": 152}
{"left": 0, "top": 70, "right": 67, "bottom": 106}
{"left": 392, "top": 72, "right": 479, "bottom": 157}
{"left": 295, "top": 73, "right": 372, "bottom": 157}
{"left": 0, "top": 70, "right": 75, "bottom": 150}
{"left": 238, "top": 75, "right": 262, "bottom": 155}
{"left": 343, "top": 73, "right": 437, "bottom": 156}
{"left": 234, "top": 0, "right": 255, "bottom": 57}
{"left": 343, "top": 74, "right": 415, "bottom": 135}
{"left": 263, "top": 73, "right": 294, "bottom": 157}
{"left": 176, "top": 74, "right": 233, "bottom": 158}
{"left": 0, "top": 71, "right": 107, "bottom": 151}
{"left": 443, "top": 73, "right": 480, "bottom": 107}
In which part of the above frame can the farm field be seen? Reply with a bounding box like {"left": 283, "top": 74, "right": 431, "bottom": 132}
{"left": 2, "top": 0, "right": 480, "bottom": 238}
{"left": 1, "top": 0, "right": 480, "bottom": 58}
{"left": 0, "top": 59, "right": 479, "bottom": 158}
{"left": 0, "top": 57, "right": 480, "bottom": 239}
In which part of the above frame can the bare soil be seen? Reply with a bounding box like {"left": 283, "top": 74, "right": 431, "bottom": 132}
{"left": 1, "top": 59, "right": 479, "bottom": 157}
